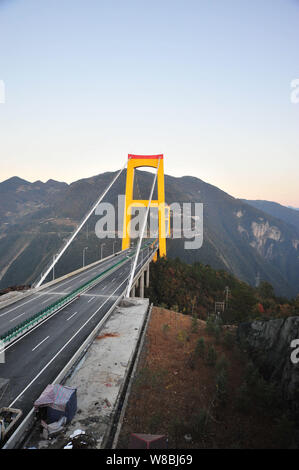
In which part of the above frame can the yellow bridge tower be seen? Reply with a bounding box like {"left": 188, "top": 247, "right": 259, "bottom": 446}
{"left": 122, "top": 154, "right": 167, "bottom": 258}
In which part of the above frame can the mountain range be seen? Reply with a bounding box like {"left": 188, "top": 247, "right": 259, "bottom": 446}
{"left": 0, "top": 171, "right": 299, "bottom": 298}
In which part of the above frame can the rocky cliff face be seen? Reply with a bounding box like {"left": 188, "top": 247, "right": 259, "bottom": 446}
{"left": 237, "top": 317, "right": 299, "bottom": 417}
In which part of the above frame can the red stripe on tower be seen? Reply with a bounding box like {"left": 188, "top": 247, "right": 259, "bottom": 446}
{"left": 128, "top": 154, "right": 163, "bottom": 159}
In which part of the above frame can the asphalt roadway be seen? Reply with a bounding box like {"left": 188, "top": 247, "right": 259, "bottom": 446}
{"left": 0, "top": 249, "right": 132, "bottom": 337}
{"left": 0, "top": 246, "right": 153, "bottom": 439}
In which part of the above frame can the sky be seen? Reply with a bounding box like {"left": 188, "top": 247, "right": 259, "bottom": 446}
{"left": 0, "top": 0, "right": 299, "bottom": 206}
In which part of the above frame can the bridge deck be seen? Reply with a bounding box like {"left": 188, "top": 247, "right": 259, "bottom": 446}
{"left": 0, "top": 245, "right": 155, "bottom": 446}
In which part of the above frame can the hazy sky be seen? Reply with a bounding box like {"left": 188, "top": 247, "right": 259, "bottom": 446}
{"left": 0, "top": 0, "right": 299, "bottom": 206}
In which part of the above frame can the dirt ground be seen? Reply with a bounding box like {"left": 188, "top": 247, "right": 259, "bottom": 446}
{"left": 117, "top": 307, "right": 289, "bottom": 449}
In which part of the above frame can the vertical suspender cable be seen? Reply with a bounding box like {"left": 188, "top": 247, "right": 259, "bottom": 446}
{"left": 34, "top": 162, "right": 127, "bottom": 288}
{"left": 126, "top": 158, "right": 160, "bottom": 297}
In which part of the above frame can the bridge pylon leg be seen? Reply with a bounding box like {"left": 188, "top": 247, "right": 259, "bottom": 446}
{"left": 122, "top": 154, "right": 167, "bottom": 258}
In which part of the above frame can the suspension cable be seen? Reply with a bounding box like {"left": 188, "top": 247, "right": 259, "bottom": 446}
{"left": 34, "top": 162, "right": 127, "bottom": 288}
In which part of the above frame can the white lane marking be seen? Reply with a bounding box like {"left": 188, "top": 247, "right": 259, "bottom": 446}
{"left": 45, "top": 255, "right": 124, "bottom": 292}
{"left": 87, "top": 296, "right": 95, "bottom": 303}
{"left": 41, "top": 297, "right": 51, "bottom": 304}
{"left": 46, "top": 275, "right": 82, "bottom": 291}
{"left": 32, "top": 336, "right": 49, "bottom": 352}
{"left": 7, "top": 253, "right": 151, "bottom": 406}
{"left": 1, "top": 252, "right": 131, "bottom": 318}
{"left": 0, "top": 294, "right": 43, "bottom": 317}
{"left": 9, "top": 312, "right": 27, "bottom": 322}
{"left": 66, "top": 311, "right": 78, "bottom": 321}
{"left": 3, "top": 254, "right": 133, "bottom": 351}
{"left": 39, "top": 291, "right": 70, "bottom": 296}
{"left": 1, "top": 254, "right": 126, "bottom": 320}
{"left": 8, "top": 269, "right": 134, "bottom": 408}
{"left": 3, "top": 296, "right": 78, "bottom": 354}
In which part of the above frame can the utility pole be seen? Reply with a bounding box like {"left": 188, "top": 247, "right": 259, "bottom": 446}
{"left": 255, "top": 272, "right": 261, "bottom": 288}
{"left": 83, "top": 247, "right": 88, "bottom": 267}
{"left": 52, "top": 254, "right": 58, "bottom": 281}
{"left": 224, "top": 286, "right": 230, "bottom": 308}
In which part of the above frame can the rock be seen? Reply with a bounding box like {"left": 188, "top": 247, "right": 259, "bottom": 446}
{"left": 237, "top": 316, "right": 299, "bottom": 417}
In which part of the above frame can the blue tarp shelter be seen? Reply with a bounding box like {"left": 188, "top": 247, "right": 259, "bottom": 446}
{"left": 34, "top": 384, "right": 77, "bottom": 424}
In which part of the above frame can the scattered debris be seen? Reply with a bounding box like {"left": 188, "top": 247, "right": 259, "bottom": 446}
{"left": 42, "top": 417, "right": 67, "bottom": 439}
{"left": 24, "top": 299, "right": 149, "bottom": 449}
{"left": 0, "top": 407, "right": 23, "bottom": 441}
{"left": 0, "top": 285, "right": 30, "bottom": 297}
{"left": 96, "top": 332, "right": 119, "bottom": 340}
{"left": 70, "top": 429, "right": 85, "bottom": 439}
{"left": 64, "top": 442, "right": 73, "bottom": 449}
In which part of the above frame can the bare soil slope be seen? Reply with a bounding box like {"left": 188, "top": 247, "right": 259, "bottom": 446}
{"left": 117, "top": 307, "right": 296, "bottom": 449}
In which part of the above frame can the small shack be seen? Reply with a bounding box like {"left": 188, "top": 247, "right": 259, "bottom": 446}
{"left": 34, "top": 384, "right": 77, "bottom": 425}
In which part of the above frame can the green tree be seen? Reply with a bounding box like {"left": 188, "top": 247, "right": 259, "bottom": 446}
{"left": 258, "top": 281, "right": 275, "bottom": 299}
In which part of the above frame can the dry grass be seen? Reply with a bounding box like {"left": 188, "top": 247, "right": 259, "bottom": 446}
{"left": 117, "top": 307, "right": 287, "bottom": 449}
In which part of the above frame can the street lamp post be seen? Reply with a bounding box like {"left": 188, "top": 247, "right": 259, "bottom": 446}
{"left": 83, "top": 247, "right": 88, "bottom": 267}
{"left": 52, "top": 254, "right": 58, "bottom": 281}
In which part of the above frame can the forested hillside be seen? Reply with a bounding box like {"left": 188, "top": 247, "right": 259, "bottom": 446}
{"left": 145, "top": 258, "right": 299, "bottom": 324}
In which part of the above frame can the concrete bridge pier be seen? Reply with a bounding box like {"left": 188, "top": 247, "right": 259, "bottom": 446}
{"left": 139, "top": 271, "right": 144, "bottom": 298}
{"left": 129, "top": 257, "right": 152, "bottom": 298}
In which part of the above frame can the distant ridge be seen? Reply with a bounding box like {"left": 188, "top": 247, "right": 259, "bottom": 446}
{"left": 242, "top": 199, "right": 299, "bottom": 232}
{"left": 0, "top": 172, "right": 299, "bottom": 297}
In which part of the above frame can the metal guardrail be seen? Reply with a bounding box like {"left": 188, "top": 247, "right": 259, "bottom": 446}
{"left": 1, "top": 244, "right": 157, "bottom": 449}
{"left": 0, "top": 242, "right": 155, "bottom": 345}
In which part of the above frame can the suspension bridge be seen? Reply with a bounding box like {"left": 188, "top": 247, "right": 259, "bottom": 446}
{"left": 0, "top": 154, "right": 168, "bottom": 447}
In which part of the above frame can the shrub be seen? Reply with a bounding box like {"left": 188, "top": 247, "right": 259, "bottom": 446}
{"left": 223, "top": 330, "right": 235, "bottom": 349}
{"left": 206, "top": 315, "right": 223, "bottom": 341}
{"left": 216, "top": 354, "right": 229, "bottom": 373}
{"left": 162, "top": 323, "right": 170, "bottom": 337}
{"left": 215, "top": 369, "right": 228, "bottom": 405}
{"left": 205, "top": 344, "right": 217, "bottom": 366}
{"left": 194, "top": 337, "right": 205, "bottom": 359}
{"left": 148, "top": 412, "right": 163, "bottom": 432}
{"left": 214, "top": 324, "right": 222, "bottom": 343}
{"left": 251, "top": 377, "right": 282, "bottom": 415}
{"left": 177, "top": 329, "right": 188, "bottom": 345}
{"left": 189, "top": 408, "right": 209, "bottom": 439}
{"left": 237, "top": 363, "right": 282, "bottom": 416}
{"left": 235, "top": 382, "right": 251, "bottom": 412}
{"left": 244, "top": 362, "right": 260, "bottom": 387}
{"left": 205, "top": 316, "right": 216, "bottom": 335}
{"left": 187, "top": 352, "right": 196, "bottom": 370}
{"left": 191, "top": 314, "right": 199, "bottom": 333}
{"left": 169, "top": 417, "right": 187, "bottom": 448}
{"left": 159, "top": 303, "right": 168, "bottom": 309}
{"left": 135, "top": 366, "right": 168, "bottom": 391}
